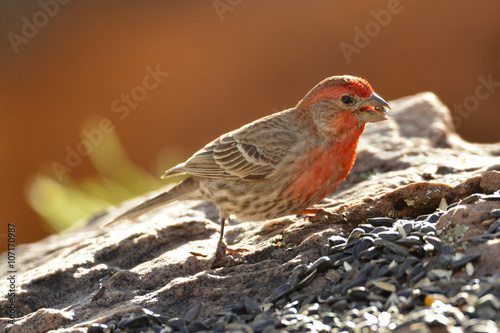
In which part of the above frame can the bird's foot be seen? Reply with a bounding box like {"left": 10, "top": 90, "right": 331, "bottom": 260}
{"left": 211, "top": 240, "right": 236, "bottom": 269}
{"left": 296, "top": 208, "right": 322, "bottom": 216}
{"left": 297, "top": 208, "right": 347, "bottom": 223}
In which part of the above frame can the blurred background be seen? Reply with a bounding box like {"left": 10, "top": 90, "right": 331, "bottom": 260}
{"left": 1, "top": 1, "right": 499, "bottom": 246}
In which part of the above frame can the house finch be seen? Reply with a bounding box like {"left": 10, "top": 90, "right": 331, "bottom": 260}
{"left": 108, "top": 75, "right": 390, "bottom": 268}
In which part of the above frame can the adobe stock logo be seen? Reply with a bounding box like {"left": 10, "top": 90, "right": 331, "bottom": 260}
{"left": 213, "top": 0, "right": 243, "bottom": 21}
{"left": 452, "top": 72, "right": 500, "bottom": 129}
{"left": 110, "top": 65, "right": 169, "bottom": 120}
{"left": 51, "top": 64, "right": 170, "bottom": 182}
{"left": 7, "top": 0, "right": 70, "bottom": 54}
{"left": 340, "top": 0, "right": 407, "bottom": 64}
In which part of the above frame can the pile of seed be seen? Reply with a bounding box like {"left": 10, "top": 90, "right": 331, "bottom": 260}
{"left": 89, "top": 193, "right": 500, "bottom": 333}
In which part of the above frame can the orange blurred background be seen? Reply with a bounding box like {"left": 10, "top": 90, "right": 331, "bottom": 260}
{"left": 1, "top": 1, "right": 499, "bottom": 246}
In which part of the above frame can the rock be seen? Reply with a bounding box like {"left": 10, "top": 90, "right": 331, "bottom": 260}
{"left": 1, "top": 92, "right": 499, "bottom": 332}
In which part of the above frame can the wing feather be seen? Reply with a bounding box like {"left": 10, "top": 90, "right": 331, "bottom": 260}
{"left": 162, "top": 112, "right": 299, "bottom": 180}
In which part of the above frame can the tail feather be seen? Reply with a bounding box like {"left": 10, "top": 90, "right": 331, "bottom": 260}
{"left": 101, "top": 176, "right": 200, "bottom": 228}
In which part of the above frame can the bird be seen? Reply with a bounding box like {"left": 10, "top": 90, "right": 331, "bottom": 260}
{"left": 105, "top": 75, "right": 390, "bottom": 268}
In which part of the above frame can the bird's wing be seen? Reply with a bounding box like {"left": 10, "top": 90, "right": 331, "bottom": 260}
{"left": 163, "top": 115, "right": 299, "bottom": 181}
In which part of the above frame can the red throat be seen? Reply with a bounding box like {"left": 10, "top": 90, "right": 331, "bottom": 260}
{"left": 283, "top": 126, "right": 364, "bottom": 204}
{"left": 327, "top": 110, "right": 365, "bottom": 137}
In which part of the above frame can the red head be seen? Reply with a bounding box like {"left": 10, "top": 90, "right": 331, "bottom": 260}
{"left": 296, "top": 75, "right": 390, "bottom": 137}
{"left": 303, "top": 75, "right": 374, "bottom": 104}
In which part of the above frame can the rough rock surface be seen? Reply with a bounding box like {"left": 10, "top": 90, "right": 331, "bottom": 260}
{"left": 1, "top": 92, "right": 499, "bottom": 332}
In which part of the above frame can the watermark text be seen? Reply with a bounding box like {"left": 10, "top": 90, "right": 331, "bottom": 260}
{"left": 6, "top": 223, "right": 17, "bottom": 324}
{"left": 213, "top": 0, "right": 243, "bottom": 21}
{"left": 340, "top": 0, "right": 405, "bottom": 63}
{"left": 51, "top": 64, "right": 169, "bottom": 182}
{"left": 452, "top": 72, "right": 500, "bottom": 129}
{"left": 7, "top": 0, "right": 71, "bottom": 54}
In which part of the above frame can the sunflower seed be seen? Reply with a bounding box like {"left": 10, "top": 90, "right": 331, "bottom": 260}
{"left": 366, "top": 217, "right": 396, "bottom": 227}
{"left": 328, "top": 235, "right": 347, "bottom": 247}
{"left": 307, "top": 256, "right": 331, "bottom": 273}
{"left": 348, "top": 286, "right": 369, "bottom": 301}
{"left": 359, "top": 246, "right": 382, "bottom": 260}
{"left": 396, "top": 256, "right": 419, "bottom": 279}
{"left": 184, "top": 303, "right": 202, "bottom": 322}
{"left": 372, "top": 280, "right": 397, "bottom": 292}
{"left": 377, "top": 231, "right": 401, "bottom": 241}
{"left": 265, "top": 283, "right": 293, "bottom": 304}
{"left": 347, "top": 227, "right": 366, "bottom": 242}
{"left": 396, "top": 235, "right": 422, "bottom": 247}
{"left": 452, "top": 253, "right": 480, "bottom": 271}
{"left": 353, "top": 237, "right": 374, "bottom": 260}
{"left": 487, "top": 219, "right": 500, "bottom": 234}
{"left": 296, "top": 269, "right": 317, "bottom": 289}
{"left": 244, "top": 297, "right": 260, "bottom": 314}
{"left": 357, "top": 224, "right": 375, "bottom": 233}
{"left": 460, "top": 193, "right": 483, "bottom": 204}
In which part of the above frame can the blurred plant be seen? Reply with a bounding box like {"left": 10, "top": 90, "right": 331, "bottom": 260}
{"left": 26, "top": 118, "right": 185, "bottom": 232}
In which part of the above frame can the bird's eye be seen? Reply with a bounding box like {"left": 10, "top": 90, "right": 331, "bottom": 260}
{"left": 341, "top": 95, "right": 354, "bottom": 105}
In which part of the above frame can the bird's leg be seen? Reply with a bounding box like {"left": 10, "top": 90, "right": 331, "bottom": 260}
{"left": 211, "top": 218, "right": 250, "bottom": 268}
{"left": 211, "top": 218, "right": 234, "bottom": 268}
{"left": 218, "top": 217, "right": 226, "bottom": 244}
